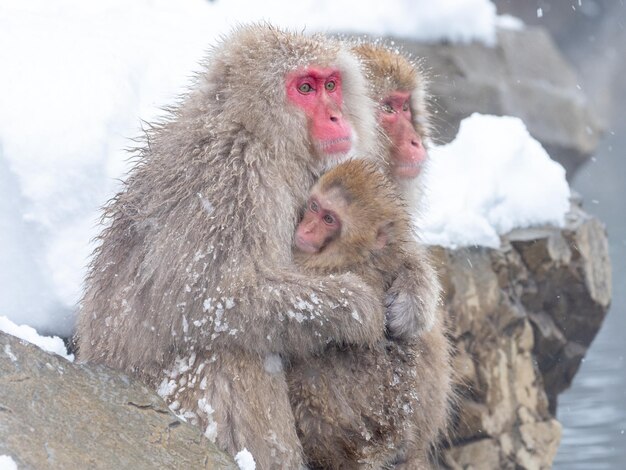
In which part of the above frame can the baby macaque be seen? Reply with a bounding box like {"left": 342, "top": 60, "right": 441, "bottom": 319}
{"left": 288, "top": 159, "right": 451, "bottom": 469}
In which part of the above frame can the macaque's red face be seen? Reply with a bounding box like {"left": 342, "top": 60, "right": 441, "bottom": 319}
{"left": 286, "top": 68, "right": 353, "bottom": 159}
{"left": 379, "top": 91, "right": 427, "bottom": 179}
{"left": 295, "top": 194, "right": 342, "bottom": 254}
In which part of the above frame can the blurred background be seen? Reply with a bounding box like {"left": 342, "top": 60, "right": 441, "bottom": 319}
{"left": 0, "top": 1, "right": 623, "bottom": 468}
{"left": 494, "top": 1, "right": 625, "bottom": 468}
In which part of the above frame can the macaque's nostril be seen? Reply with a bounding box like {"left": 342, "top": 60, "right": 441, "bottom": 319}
{"left": 330, "top": 116, "right": 339, "bottom": 123}
{"left": 411, "top": 139, "right": 420, "bottom": 147}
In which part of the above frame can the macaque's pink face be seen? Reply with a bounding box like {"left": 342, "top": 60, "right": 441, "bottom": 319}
{"left": 379, "top": 91, "right": 427, "bottom": 179}
{"left": 286, "top": 68, "right": 353, "bottom": 158}
{"left": 295, "top": 195, "right": 342, "bottom": 254}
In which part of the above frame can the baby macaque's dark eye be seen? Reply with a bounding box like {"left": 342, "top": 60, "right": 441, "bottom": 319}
{"left": 382, "top": 103, "right": 394, "bottom": 114}
{"left": 310, "top": 200, "right": 319, "bottom": 212}
{"left": 323, "top": 214, "right": 335, "bottom": 225}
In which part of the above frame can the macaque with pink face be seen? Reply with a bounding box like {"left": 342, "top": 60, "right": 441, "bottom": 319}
{"left": 286, "top": 67, "right": 353, "bottom": 158}
{"left": 380, "top": 90, "right": 428, "bottom": 179}
{"left": 294, "top": 165, "right": 391, "bottom": 260}
{"left": 294, "top": 184, "right": 351, "bottom": 255}
{"left": 353, "top": 42, "right": 431, "bottom": 188}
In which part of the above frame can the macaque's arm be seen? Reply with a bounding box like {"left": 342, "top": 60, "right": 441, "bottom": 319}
{"left": 210, "top": 266, "right": 385, "bottom": 358}
{"left": 385, "top": 243, "right": 440, "bottom": 340}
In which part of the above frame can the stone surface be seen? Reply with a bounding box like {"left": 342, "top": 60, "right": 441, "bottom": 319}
{"left": 0, "top": 332, "right": 236, "bottom": 470}
{"left": 434, "top": 203, "right": 611, "bottom": 468}
{"left": 508, "top": 203, "right": 612, "bottom": 410}
{"left": 392, "top": 27, "right": 602, "bottom": 178}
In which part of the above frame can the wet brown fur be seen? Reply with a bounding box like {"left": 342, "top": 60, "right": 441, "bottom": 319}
{"left": 288, "top": 161, "right": 452, "bottom": 469}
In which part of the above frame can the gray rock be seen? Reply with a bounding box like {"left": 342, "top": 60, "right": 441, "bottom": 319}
{"left": 508, "top": 202, "right": 611, "bottom": 409}
{"left": 432, "top": 204, "right": 610, "bottom": 468}
{"left": 0, "top": 332, "right": 236, "bottom": 470}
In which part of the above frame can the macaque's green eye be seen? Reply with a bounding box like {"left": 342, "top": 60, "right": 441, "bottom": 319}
{"left": 402, "top": 101, "right": 410, "bottom": 112}
{"left": 325, "top": 81, "right": 336, "bottom": 91}
{"left": 310, "top": 200, "right": 319, "bottom": 212}
{"left": 323, "top": 214, "right": 335, "bottom": 225}
{"left": 382, "top": 103, "right": 394, "bottom": 114}
{"left": 298, "top": 83, "right": 313, "bottom": 93}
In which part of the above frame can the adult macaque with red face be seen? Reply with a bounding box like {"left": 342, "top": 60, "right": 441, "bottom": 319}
{"left": 286, "top": 68, "right": 353, "bottom": 158}
{"left": 353, "top": 42, "right": 431, "bottom": 183}
{"left": 380, "top": 90, "right": 427, "bottom": 178}
{"left": 77, "top": 26, "right": 388, "bottom": 468}
{"left": 289, "top": 160, "right": 452, "bottom": 469}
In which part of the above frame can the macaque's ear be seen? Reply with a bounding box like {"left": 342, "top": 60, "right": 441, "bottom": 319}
{"left": 375, "top": 221, "right": 394, "bottom": 250}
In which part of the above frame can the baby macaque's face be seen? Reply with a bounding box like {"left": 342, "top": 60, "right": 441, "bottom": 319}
{"left": 294, "top": 189, "right": 346, "bottom": 254}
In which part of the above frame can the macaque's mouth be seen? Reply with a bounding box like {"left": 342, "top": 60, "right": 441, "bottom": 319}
{"left": 394, "top": 162, "right": 423, "bottom": 178}
{"left": 294, "top": 235, "right": 320, "bottom": 254}
{"left": 317, "top": 136, "right": 352, "bottom": 155}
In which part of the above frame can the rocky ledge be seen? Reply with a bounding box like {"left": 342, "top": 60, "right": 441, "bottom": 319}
{"left": 435, "top": 200, "right": 611, "bottom": 469}
{"left": 0, "top": 332, "right": 236, "bottom": 469}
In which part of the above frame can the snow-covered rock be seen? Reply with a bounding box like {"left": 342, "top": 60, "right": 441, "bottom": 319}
{"left": 0, "top": 316, "right": 73, "bottom": 361}
{"left": 421, "top": 114, "right": 570, "bottom": 248}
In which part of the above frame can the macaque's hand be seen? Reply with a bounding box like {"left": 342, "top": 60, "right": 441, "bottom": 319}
{"left": 385, "top": 267, "right": 438, "bottom": 340}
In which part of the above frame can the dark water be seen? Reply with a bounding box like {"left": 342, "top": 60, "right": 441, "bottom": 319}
{"left": 554, "top": 131, "right": 626, "bottom": 468}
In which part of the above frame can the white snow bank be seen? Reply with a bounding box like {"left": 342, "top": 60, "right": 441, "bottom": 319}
{"left": 420, "top": 114, "right": 571, "bottom": 248}
{"left": 0, "top": 455, "right": 18, "bottom": 470}
{"left": 0, "top": 0, "right": 220, "bottom": 336}
{"left": 235, "top": 449, "right": 256, "bottom": 470}
{"left": 0, "top": 316, "right": 74, "bottom": 361}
